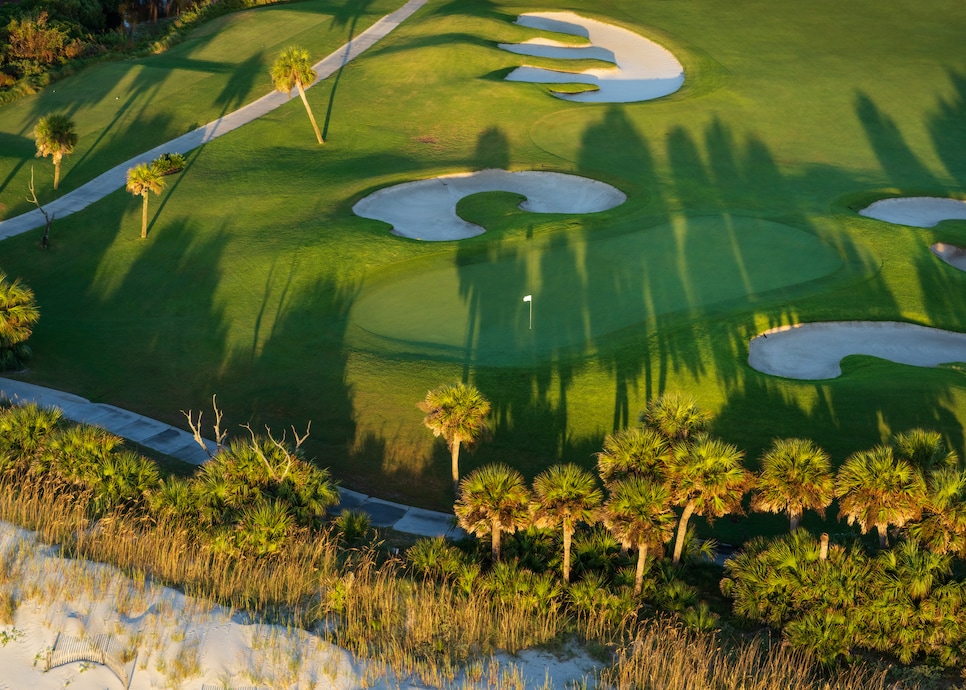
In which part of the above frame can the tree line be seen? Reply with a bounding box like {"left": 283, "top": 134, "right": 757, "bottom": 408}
{"left": 421, "top": 381, "right": 966, "bottom": 668}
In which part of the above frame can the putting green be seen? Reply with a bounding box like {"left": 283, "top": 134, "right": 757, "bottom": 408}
{"left": 350, "top": 216, "right": 842, "bottom": 365}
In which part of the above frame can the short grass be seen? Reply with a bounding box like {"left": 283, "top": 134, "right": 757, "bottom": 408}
{"left": 1, "top": 0, "right": 966, "bottom": 531}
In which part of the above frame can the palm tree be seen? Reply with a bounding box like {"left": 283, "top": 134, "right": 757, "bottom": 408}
{"left": 891, "top": 428, "right": 957, "bottom": 472}
{"left": 455, "top": 463, "right": 530, "bottom": 562}
{"left": 835, "top": 445, "right": 927, "bottom": 548}
{"left": 531, "top": 463, "right": 603, "bottom": 584}
{"left": 418, "top": 382, "right": 490, "bottom": 489}
{"left": 751, "top": 438, "right": 835, "bottom": 531}
{"left": 34, "top": 113, "right": 77, "bottom": 190}
{"left": 271, "top": 46, "right": 324, "bottom": 144}
{"left": 0, "top": 273, "right": 40, "bottom": 372}
{"left": 126, "top": 163, "right": 166, "bottom": 239}
{"left": 665, "top": 436, "right": 750, "bottom": 565}
{"left": 601, "top": 476, "right": 675, "bottom": 595}
{"left": 595, "top": 425, "right": 670, "bottom": 487}
{"left": 907, "top": 465, "right": 966, "bottom": 556}
{"left": 641, "top": 393, "right": 711, "bottom": 443}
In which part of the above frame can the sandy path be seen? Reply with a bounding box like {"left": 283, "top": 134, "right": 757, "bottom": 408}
{"left": 499, "top": 11, "right": 684, "bottom": 103}
{"left": 352, "top": 168, "right": 626, "bottom": 240}
{"left": 858, "top": 196, "right": 966, "bottom": 228}
{"left": 0, "top": 0, "right": 428, "bottom": 241}
{"left": 748, "top": 321, "right": 966, "bottom": 380}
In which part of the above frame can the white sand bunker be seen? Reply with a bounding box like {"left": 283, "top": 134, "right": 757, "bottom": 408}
{"left": 859, "top": 196, "right": 966, "bottom": 228}
{"left": 498, "top": 12, "right": 684, "bottom": 103}
{"left": 932, "top": 242, "right": 966, "bottom": 272}
{"left": 748, "top": 321, "right": 966, "bottom": 380}
{"left": 352, "top": 169, "right": 626, "bottom": 241}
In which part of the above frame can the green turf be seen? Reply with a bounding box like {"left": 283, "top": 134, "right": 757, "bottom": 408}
{"left": 1, "top": 0, "right": 965, "bottom": 522}
{"left": 350, "top": 216, "right": 846, "bottom": 364}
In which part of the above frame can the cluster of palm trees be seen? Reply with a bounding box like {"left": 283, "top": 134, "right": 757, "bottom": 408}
{"left": 26, "top": 44, "right": 321, "bottom": 245}
{"left": 440, "top": 385, "right": 966, "bottom": 604}
{"left": 452, "top": 394, "right": 751, "bottom": 596}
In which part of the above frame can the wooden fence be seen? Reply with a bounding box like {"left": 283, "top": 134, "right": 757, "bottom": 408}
{"left": 44, "top": 632, "right": 137, "bottom": 690}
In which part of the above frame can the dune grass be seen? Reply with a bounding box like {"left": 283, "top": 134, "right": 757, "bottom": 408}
{"left": 0, "top": 0, "right": 965, "bottom": 526}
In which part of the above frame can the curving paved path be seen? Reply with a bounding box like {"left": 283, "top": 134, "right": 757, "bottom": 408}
{"left": 0, "top": 0, "right": 428, "bottom": 241}
{"left": 0, "top": 377, "right": 463, "bottom": 538}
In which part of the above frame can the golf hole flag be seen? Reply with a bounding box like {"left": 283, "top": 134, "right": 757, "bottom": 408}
{"left": 523, "top": 295, "right": 532, "bottom": 302}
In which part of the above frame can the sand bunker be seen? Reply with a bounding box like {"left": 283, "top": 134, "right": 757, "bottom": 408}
{"left": 859, "top": 196, "right": 966, "bottom": 228}
{"left": 748, "top": 321, "right": 966, "bottom": 380}
{"left": 932, "top": 242, "right": 966, "bottom": 272}
{"left": 498, "top": 12, "right": 684, "bottom": 103}
{"left": 352, "top": 169, "right": 626, "bottom": 241}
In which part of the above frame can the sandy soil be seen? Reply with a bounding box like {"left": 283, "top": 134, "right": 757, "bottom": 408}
{"left": 499, "top": 11, "right": 684, "bottom": 103}
{"left": 931, "top": 242, "right": 966, "bottom": 272}
{"left": 748, "top": 321, "right": 966, "bottom": 380}
{"left": 858, "top": 196, "right": 966, "bottom": 228}
{"left": 352, "top": 169, "right": 626, "bottom": 240}
{"left": 0, "top": 522, "right": 599, "bottom": 689}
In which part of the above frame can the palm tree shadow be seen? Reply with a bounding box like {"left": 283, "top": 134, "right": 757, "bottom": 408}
{"left": 321, "top": 0, "right": 378, "bottom": 141}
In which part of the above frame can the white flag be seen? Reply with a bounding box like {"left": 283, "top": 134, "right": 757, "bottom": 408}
{"left": 523, "top": 295, "right": 532, "bottom": 302}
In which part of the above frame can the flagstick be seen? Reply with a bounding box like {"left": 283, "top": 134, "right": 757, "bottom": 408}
{"left": 523, "top": 295, "right": 533, "bottom": 330}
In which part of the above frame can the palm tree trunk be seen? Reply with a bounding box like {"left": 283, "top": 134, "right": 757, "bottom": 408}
{"left": 141, "top": 192, "right": 149, "bottom": 239}
{"left": 563, "top": 519, "right": 573, "bottom": 584}
{"left": 53, "top": 155, "right": 62, "bottom": 190}
{"left": 451, "top": 438, "right": 461, "bottom": 490}
{"left": 790, "top": 509, "right": 802, "bottom": 532}
{"left": 672, "top": 500, "right": 695, "bottom": 565}
{"left": 491, "top": 516, "right": 501, "bottom": 562}
{"left": 296, "top": 81, "right": 324, "bottom": 145}
{"left": 634, "top": 542, "right": 649, "bottom": 596}
{"left": 877, "top": 523, "right": 888, "bottom": 549}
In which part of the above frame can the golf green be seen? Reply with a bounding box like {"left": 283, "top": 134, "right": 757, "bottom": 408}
{"left": 350, "top": 216, "right": 842, "bottom": 365}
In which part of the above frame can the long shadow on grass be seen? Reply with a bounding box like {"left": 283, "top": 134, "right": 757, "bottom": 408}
{"left": 928, "top": 68, "right": 966, "bottom": 187}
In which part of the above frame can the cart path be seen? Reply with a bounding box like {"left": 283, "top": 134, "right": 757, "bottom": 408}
{"left": 0, "top": 0, "right": 428, "bottom": 241}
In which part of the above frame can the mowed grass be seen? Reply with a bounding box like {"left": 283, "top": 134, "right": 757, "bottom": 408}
{"left": 0, "top": 0, "right": 401, "bottom": 216}
{"left": 0, "top": 0, "right": 965, "bottom": 522}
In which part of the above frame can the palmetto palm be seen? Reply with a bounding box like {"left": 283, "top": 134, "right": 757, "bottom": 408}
{"left": 907, "top": 464, "right": 966, "bottom": 556}
{"left": 641, "top": 393, "right": 711, "bottom": 443}
{"left": 418, "top": 382, "right": 490, "bottom": 488}
{"left": 836, "top": 445, "right": 927, "bottom": 548}
{"left": 531, "top": 463, "right": 603, "bottom": 584}
{"left": 601, "top": 476, "right": 675, "bottom": 595}
{"left": 595, "top": 425, "right": 670, "bottom": 487}
{"left": 890, "top": 429, "right": 966, "bottom": 554}
{"left": 34, "top": 113, "right": 77, "bottom": 190}
{"left": 751, "top": 438, "right": 834, "bottom": 531}
{"left": 455, "top": 463, "right": 530, "bottom": 562}
{"left": 666, "top": 436, "right": 750, "bottom": 565}
{"left": 0, "top": 273, "right": 40, "bottom": 372}
{"left": 890, "top": 428, "right": 957, "bottom": 473}
{"left": 126, "top": 163, "right": 166, "bottom": 239}
{"left": 271, "top": 46, "right": 324, "bottom": 144}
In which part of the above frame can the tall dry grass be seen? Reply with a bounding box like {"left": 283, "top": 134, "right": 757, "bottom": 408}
{"left": 596, "top": 619, "right": 891, "bottom": 690}
{"left": 0, "top": 479, "right": 914, "bottom": 690}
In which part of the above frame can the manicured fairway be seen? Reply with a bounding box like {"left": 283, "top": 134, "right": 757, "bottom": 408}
{"left": 1, "top": 0, "right": 965, "bottom": 523}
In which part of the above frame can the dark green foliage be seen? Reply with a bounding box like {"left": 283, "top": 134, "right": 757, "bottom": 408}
{"left": 333, "top": 508, "right": 372, "bottom": 548}
{"left": 722, "top": 531, "right": 966, "bottom": 666}
{"left": 151, "top": 152, "right": 186, "bottom": 176}
{"left": 0, "top": 273, "right": 40, "bottom": 372}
